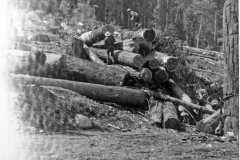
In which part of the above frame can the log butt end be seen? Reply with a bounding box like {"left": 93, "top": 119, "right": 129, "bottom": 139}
{"left": 133, "top": 55, "right": 145, "bottom": 68}
{"left": 143, "top": 29, "right": 156, "bottom": 42}
{"left": 154, "top": 67, "right": 169, "bottom": 84}
{"left": 140, "top": 68, "right": 152, "bottom": 82}
{"left": 148, "top": 58, "right": 160, "bottom": 70}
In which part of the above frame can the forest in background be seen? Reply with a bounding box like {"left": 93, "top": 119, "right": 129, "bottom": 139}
{"left": 10, "top": 0, "right": 225, "bottom": 51}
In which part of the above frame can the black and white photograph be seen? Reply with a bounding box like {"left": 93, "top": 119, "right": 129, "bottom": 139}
{"left": 0, "top": 0, "right": 239, "bottom": 159}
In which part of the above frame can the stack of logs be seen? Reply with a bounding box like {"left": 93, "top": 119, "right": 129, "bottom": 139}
{"left": 7, "top": 24, "right": 216, "bottom": 132}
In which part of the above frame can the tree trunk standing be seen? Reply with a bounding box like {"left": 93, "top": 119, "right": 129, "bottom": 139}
{"left": 70, "top": 38, "right": 85, "bottom": 59}
{"left": 165, "top": 0, "right": 169, "bottom": 31}
{"left": 196, "top": 15, "right": 203, "bottom": 48}
{"left": 214, "top": 12, "right": 218, "bottom": 50}
{"left": 90, "top": 0, "right": 106, "bottom": 22}
{"left": 223, "top": 0, "right": 239, "bottom": 136}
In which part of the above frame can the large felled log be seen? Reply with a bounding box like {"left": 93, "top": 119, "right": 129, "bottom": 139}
{"left": 149, "top": 101, "right": 163, "bottom": 127}
{"left": 82, "top": 44, "right": 105, "bottom": 64}
{"left": 117, "top": 65, "right": 152, "bottom": 82}
{"left": 153, "top": 67, "right": 169, "bottom": 84}
{"left": 120, "top": 29, "right": 156, "bottom": 42}
{"left": 10, "top": 74, "right": 147, "bottom": 108}
{"left": 163, "top": 101, "right": 182, "bottom": 130}
{"left": 151, "top": 90, "right": 214, "bottom": 114}
{"left": 196, "top": 109, "right": 224, "bottom": 134}
{"left": 79, "top": 25, "right": 114, "bottom": 46}
{"left": 167, "top": 79, "right": 197, "bottom": 121}
{"left": 114, "top": 39, "right": 152, "bottom": 56}
{"left": 167, "top": 79, "right": 192, "bottom": 103}
{"left": 117, "top": 29, "right": 156, "bottom": 55}
{"left": 143, "top": 51, "right": 178, "bottom": 72}
{"left": 90, "top": 47, "right": 145, "bottom": 68}
{"left": 36, "top": 53, "right": 129, "bottom": 86}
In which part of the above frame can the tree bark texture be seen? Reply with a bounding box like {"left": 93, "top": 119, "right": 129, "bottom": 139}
{"left": 79, "top": 24, "right": 114, "bottom": 46}
{"left": 196, "top": 109, "right": 224, "bottom": 135}
{"left": 144, "top": 51, "right": 178, "bottom": 72}
{"left": 10, "top": 74, "right": 147, "bottom": 108}
{"left": 120, "top": 29, "right": 156, "bottom": 42}
{"left": 89, "top": 47, "right": 145, "bottom": 68}
{"left": 112, "top": 65, "right": 152, "bottom": 83}
{"left": 149, "top": 101, "right": 163, "bottom": 127}
{"left": 82, "top": 44, "right": 105, "bottom": 64}
{"left": 152, "top": 90, "right": 214, "bottom": 114}
{"left": 223, "top": 0, "right": 239, "bottom": 136}
{"left": 70, "top": 37, "right": 85, "bottom": 59}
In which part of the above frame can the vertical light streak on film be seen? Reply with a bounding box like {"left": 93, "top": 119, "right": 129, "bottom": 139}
{"left": 0, "top": 0, "right": 24, "bottom": 159}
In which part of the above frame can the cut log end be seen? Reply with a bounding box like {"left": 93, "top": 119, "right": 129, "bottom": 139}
{"left": 143, "top": 29, "right": 156, "bottom": 42}
{"left": 139, "top": 68, "right": 152, "bottom": 82}
{"left": 153, "top": 67, "right": 169, "bottom": 84}
{"left": 165, "top": 57, "right": 178, "bottom": 72}
{"left": 148, "top": 58, "right": 160, "bottom": 70}
{"left": 133, "top": 55, "right": 145, "bottom": 68}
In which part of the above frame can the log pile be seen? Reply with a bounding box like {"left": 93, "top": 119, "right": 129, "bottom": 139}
{"left": 7, "top": 24, "right": 219, "bottom": 133}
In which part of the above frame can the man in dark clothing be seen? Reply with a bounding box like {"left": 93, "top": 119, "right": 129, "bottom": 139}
{"left": 127, "top": 9, "right": 141, "bottom": 31}
{"left": 104, "top": 32, "right": 116, "bottom": 64}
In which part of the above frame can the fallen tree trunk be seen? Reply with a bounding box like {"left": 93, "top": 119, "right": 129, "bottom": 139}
{"left": 163, "top": 101, "right": 182, "bottom": 130}
{"left": 167, "top": 79, "right": 192, "bottom": 103}
{"left": 120, "top": 29, "right": 156, "bottom": 42}
{"left": 79, "top": 25, "right": 114, "bottom": 46}
{"left": 151, "top": 90, "right": 214, "bottom": 114}
{"left": 36, "top": 53, "right": 129, "bottom": 86}
{"left": 117, "top": 66, "right": 152, "bottom": 82}
{"left": 93, "top": 38, "right": 152, "bottom": 56}
{"left": 153, "top": 67, "right": 169, "bottom": 84}
{"left": 114, "top": 39, "right": 152, "bottom": 56}
{"left": 167, "top": 79, "right": 197, "bottom": 121}
{"left": 187, "top": 52, "right": 221, "bottom": 61}
{"left": 82, "top": 44, "right": 105, "bottom": 64}
{"left": 149, "top": 101, "right": 163, "bottom": 127}
{"left": 10, "top": 74, "right": 147, "bottom": 108}
{"left": 143, "top": 51, "right": 178, "bottom": 72}
{"left": 196, "top": 109, "right": 224, "bottom": 134}
{"left": 183, "top": 46, "right": 224, "bottom": 60}
{"left": 90, "top": 47, "right": 145, "bottom": 68}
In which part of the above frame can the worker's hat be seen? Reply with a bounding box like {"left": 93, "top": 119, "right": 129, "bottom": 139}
{"left": 127, "top": 8, "right": 131, "bottom": 12}
{"left": 105, "top": 31, "right": 111, "bottom": 37}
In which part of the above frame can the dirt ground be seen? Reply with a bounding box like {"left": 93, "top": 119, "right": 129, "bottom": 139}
{"left": 4, "top": 125, "right": 238, "bottom": 160}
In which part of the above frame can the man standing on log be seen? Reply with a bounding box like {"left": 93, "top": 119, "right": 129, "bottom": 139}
{"left": 127, "top": 9, "right": 141, "bottom": 31}
{"left": 104, "top": 32, "right": 116, "bottom": 64}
